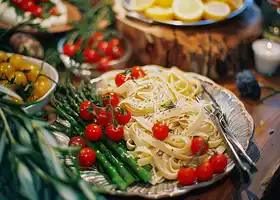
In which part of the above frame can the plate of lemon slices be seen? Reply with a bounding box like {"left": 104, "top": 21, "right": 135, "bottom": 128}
{"left": 122, "top": 0, "right": 251, "bottom": 26}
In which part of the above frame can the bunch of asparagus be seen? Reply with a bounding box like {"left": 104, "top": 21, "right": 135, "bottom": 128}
{"left": 50, "top": 80, "right": 151, "bottom": 190}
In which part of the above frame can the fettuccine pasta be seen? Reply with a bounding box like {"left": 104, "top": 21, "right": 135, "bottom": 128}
{"left": 96, "top": 66, "right": 226, "bottom": 185}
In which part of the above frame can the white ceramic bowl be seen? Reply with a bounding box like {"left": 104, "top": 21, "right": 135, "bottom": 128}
{"left": 6, "top": 53, "right": 59, "bottom": 114}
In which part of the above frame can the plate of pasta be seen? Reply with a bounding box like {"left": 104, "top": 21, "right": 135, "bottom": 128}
{"left": 54, "top": 65, "right": 254, "bottom": 198}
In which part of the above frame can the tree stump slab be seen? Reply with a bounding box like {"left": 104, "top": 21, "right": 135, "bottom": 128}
{"left": 114, "top": 0, "right": 262, "bottom": 80}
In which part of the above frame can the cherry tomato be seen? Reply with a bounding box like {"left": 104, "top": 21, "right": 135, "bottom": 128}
{"left": 196, "top": 162, "right": 214, "bottom": 182}
{"left": 49, "top": 6, "right": 60, "bottom": 15}
{"left": 0, "top": 80, "right": 16, "bottom": 90}
{"left": 85, "top": 124, "right": 102, "bottom": 141}
{"left": 96, "top": 109, "right": 112, "bottom": 126}
{"left": 83, "top": 48, "right": 101, "bottom": 63}
{"left": 9, "top": 96, "right": 24, "bottom": 104}
{"left": 80, "top": 100, "right": 95, "bottom": 121}
{"left": 112, "top": 46, "right": 124, "bottom": 59}
{"left": 69, "top": 136, "right": 87, "bottom": 148}
{"left": 177, "top": 168, "right": 196, "bottom": 185}
{"left": 152, "top": 122, "right": 169, "bottom": 140}
{"left": 63, "top": 43, "right": 77, "bottom": 57}
{"left": 131, "top": 66, "right": 145, "bottom": 79}
{"left": 79, "top": 148, "right": 96, "bottom": 167}
{"left": 11, "top": 0, "right": 24, "bottom": 5}
{"left": 0, "top": 63, "right": 15, "bottom": 79}
{"left": 93, "top": 32, "right": 103, "bottom": 41}
{"left": 32, "top": 76, "right": 51, "bottom": 100}
{"left": 102, "top": 92, "right": 119, "bottom": 107}
{"left": 109, "top": 38, "right": 121, "bottom": 47}
{"left": 96, "top": 56, "right": 113, "bottom": 71}
{"left": 0, "top": 51, "right": 9, "bottom": 62}
{"left": 9, "top": 54, "right": 24, "bottom": 70}
{"left": 191, "top": 136, "right": 209, "bottom": 155}
{"left": 20, "top": 0, "right": 35, "bottom": 12}
{"left": 115, "top": 108, "right": 131, "bottom": 125}
{"left": 209, "top": 154, "right": 228, "bottom": 173}
{"left": 105, "top": 123, "right": 124, "bottom": 141}
{"left": 97, "top": 41, "right": 111, "bottom": 55}
{"left": 12, "top": 71, "right": 27, "bottom": 86}
{"left": 22, "top": 62, "right": 40, "bottom": 82}
{"left": 32, "top": 5, "right": 43, "bottom": 18}
{"left": 115, "top": 73, "right": 130, "bottom": 87}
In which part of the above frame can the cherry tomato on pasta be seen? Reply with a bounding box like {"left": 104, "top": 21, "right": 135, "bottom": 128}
{"left": 209, "top": 154, "right": 228, "bottom": 173}
{"left": 191, "top": 136, "right": 209, "bottom": 155}
{"left": 196, "top": 162, "right": 214, "bottom": 182}
{"left": 177, "top": 168, "right": 196, "bottom": 185}
{"left": 152, "top": 122, "right": 169, "bottom": 140}
{"left": 102, "top": 92, "right": 119, "bottom": 107}
{"left": 105, "top": 123, "right": 124, "bottom": 141}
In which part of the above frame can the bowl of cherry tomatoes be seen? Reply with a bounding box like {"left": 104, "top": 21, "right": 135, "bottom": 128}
{"left": 58, "top": 31, "right": 132, "bottom": 78}
{"left": 0, "top": 51, "right": 59, "bottom": 114}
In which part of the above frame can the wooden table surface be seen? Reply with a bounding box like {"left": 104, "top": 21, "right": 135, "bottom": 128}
{"left": 104, "top": 71, "right": 280, "bottom": 200}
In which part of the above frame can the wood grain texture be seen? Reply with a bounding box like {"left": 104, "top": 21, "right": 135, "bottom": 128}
{"left": 113, "top": 1, "right": 262, "bottom": 80}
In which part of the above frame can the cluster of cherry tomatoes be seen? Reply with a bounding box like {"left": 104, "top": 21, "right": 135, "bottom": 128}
{"left": 114, "top": 66, "right": 146, "bottom": 87}
{"left": 0, "top": 51, "right": 51, "bottom": 102}
{"left": 177, "top": 136, "right": 228, "bottom": 185}
{"left": 68, "top": 92, "right": 132, "bottom": 167}
{"left": 63, "top": 32, "right": 125, "bottom": 72}
{"left": 11, "top": 0, "right": 58, "bottom": 18}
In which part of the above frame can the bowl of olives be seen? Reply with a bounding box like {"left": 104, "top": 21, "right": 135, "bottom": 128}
{"left": 0, "top": 51, "right": 59, "bottom": 114}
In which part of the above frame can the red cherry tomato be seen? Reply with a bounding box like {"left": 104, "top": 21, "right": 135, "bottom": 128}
{"left": 79, "top": 148, "right": 96, "bottom": 167}
{"left": 11, "top": 0, "right": 24, "bottom": 5}
{"left": 83, "top": 48, "right": 101, "bottom": 63}
{"left": 115, "top": 108, "right": 131, "bottom": 125}
{"left": 97, "top": 41, "right": 111, "bottom": 56}
{"left": 177, "top": 168, "right": 196, "bottom": 185}
{"left": 32, "top": 5, "right": 43, "bottom": 18}
{"left": 80, "top": 100, "right": 95, "bottom": 121}
{"left": 85, "top": 124, "right": 102, "bottom": 141}
{"left": 93, "top": 32, "right": 104, "bottom": 41}
{"left": 49, "top": 6, "right": 60, "bottom": 15}
{"left": 96, "top": 109, "right": 112, "bottom": 126}
{"left": 105, "top": 123, "right": 124, "bottom": 141}
{"left": 152, "top": 122, "right": 169, "bottom": 140}
{"left": 96, "top": 56, "right": 113, "bottom": 71}
{"left": 20, "top": 0, "right": 35, "bottom": 12}
{"left": 63, "top": 43, "right": 77, "bottom": 57}
{"left": 112, "top": 46, "right": 124, "bottom": 59}
{"left": 131, "top": 66, "right": 145, "bottom": 79}
{"left": 68, "top": 136, "right": 87, "bottom": 148}
{"left": 191, "top": 136, "right": 209, "bottom": 155}
{"left": 102, "top": 92, "right": 120, "bottom": 107}
{"left": 209, "top": 154, "right": 228, "bottom": 173}
{"left": 115, "top": 73, "right": 130, "bottom": 87}
{"left": 196, "top": 162, "right": 214, "bottom": 182}
{"left": 109, "top": 38, "right": 121, "bottom": 47}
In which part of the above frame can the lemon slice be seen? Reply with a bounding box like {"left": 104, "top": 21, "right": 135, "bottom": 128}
{"left": 228, "top": 0, "right": 244, "bottom": 10}
{"left": 145, "top": 6, "right": 173, "bottom": 21}
{"left": 204, "top": 1, "right": 231, "bottom": 21}
{"left": 154, "top": 0, "right": 174, "bottom": 8}
{"left": 127, "top": 0, "right": 155, "bottom": 11}
{"left": 173, "top": 0, "right": 204, "bottom": 22}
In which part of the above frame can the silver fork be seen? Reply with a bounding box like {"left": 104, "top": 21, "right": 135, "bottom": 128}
{"left": 196, "top": 86, "right": 257, "bottom": 186}
{"left": 201, "top": 85, "right": 257, "bottom": 171}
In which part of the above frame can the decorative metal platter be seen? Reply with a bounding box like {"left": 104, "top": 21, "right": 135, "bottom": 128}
{"left": 53, "top": 65, "right": 254, "bottom": 199}
{"left": 122, "top": 0, "right": 252, "bottom": 27}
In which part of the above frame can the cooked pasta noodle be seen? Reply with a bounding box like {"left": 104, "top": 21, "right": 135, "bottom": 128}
{"left": 96, "top": 66, "right": 226, "bottom": 185}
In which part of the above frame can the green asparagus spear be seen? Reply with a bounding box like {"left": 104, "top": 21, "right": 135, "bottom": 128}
{"left": 102, "top": 139, "right": 151, "bottom": 183}
{"left": 97, "top": 142, "right": 135, "bottom": 185}
{"left": 89, "top": 143, "right": 128, "bottom": 190}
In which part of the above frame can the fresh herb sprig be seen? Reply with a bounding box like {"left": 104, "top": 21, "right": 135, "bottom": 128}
{"left": 0, "top": 92, "right": 105, "bottom": 200}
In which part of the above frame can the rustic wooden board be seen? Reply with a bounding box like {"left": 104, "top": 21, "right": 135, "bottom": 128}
{"left": 113, "top": 0, "right": 262, "bottom": 80}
